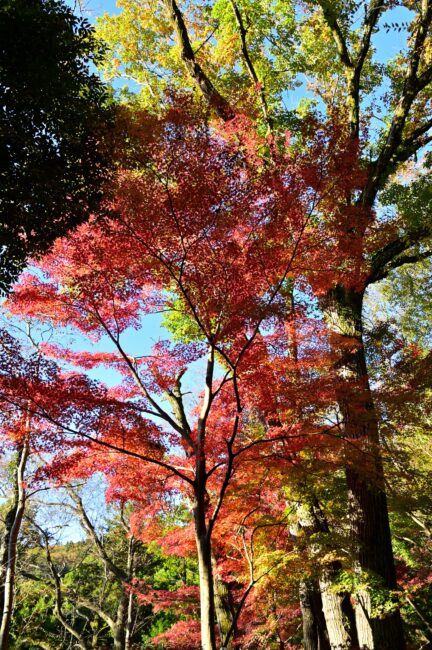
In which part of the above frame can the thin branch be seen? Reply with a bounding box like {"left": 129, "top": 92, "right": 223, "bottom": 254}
{"left": 363, "top": 0, "right": 432, "bottom": 204}
{"left": 229, "top": 0, "right": 273, "bottom": 134}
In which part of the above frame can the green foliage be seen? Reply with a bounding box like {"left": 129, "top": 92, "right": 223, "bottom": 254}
{"left": 0, "top": 0, "right": 114, "bottom": 292}
{"left": 8, "top": 520, "right": 199, "bottom": 649}
{"left": 162, "top": 296, "right": 205, "bottom": 343}
{"left": 95, "top": 0, "right": 303, "bottom": 126}
{"left": 381, "top": 171, "right": 432, "bottom": 230}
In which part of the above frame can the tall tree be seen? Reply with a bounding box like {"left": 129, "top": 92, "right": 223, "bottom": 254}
{"left": 0, "top": 0, "right": 114, "bottom": 292}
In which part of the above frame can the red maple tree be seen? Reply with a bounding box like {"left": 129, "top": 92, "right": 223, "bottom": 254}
{"left": 5, "top": 100, "right": 375, "bottom": 649}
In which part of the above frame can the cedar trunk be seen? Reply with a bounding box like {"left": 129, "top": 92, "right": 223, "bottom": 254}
{"left": 296, "top": 499, "right": 356, "bottom": 649}
{"left": 324, "top": 286, "right": 405, "bottom": 649}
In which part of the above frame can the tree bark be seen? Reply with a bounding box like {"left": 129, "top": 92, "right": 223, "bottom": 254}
{"left": 299, "top": 579, "right": 331, "bottom": 650}
{"left": 296, "top": 499, "right": 356, "bottom": 649}
{"left": 113, "top": 592, "right": 128, "bottom": 650}
{"left": 124, "top": 538, "right": 135, "bottom": 650}
{"left": 195, "top": 528, "right": 217, "bottom": 650}
{"left": 212, "top": 557, "right": 235, "bottom": 649}
{"left": 323, "top": 285, "right": 405, "bottom": 650}
{"left": 0, "top": 441, "right": 29, "bottom": 650}
{"left": 318, "top": 572, "right": 351, "bottom": 650}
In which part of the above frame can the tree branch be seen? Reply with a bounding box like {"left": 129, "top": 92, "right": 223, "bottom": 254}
{"left": 363, "top": 0, "right": 432, "bottom": 205}
{"left": 161, "top": 0, "right": 234, "bottom": 120}
{"left": 318, "top": 1, "right": 353, "bottom": 69}
{"left": 367, "top": 227, "right": 432, "bottom": 285}
{"left": 229, "top": 0, "right": 273, "bottom": 134}
{"left": 66, "top": 490, "right": 128, "bottom": 584}
{"left": 319, "top": 0, "right": 384, "bottom": 137}
{"left": 32, "top": 521, "right": 88, "bottom": 650}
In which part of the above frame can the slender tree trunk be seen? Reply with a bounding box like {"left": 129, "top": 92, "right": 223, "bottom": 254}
{"left": 0, "top": 441, "right": 29, "bottom": 650}
{"left": 212, "top": 557, "right": 235, "bottom": 649}
{"left": 0, "top": 507, "right": 16, "bottom": 616}
{"left": 124, "top": 589, "right": 133, "bottom": 650}
{"left": 324, "top": 286, "right": 405, "bottom": 650}
{"left": 113, "top": 593, "right": 128, "bottom": 650}
{"left": 195, "top": 528, "right": 217, "bottom": 650}
{"left": 125, "top": 537, "right": 135, "bottom": 650}
{"left": 194, "top": 475, "right": 216, "bottom": 650}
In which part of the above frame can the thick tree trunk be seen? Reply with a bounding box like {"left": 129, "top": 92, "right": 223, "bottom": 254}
{"left": 0, "top": 442, "right": 29, "bottom": 650}
{"left": 212, "top": 557, "right": 235, "bottom": 649}
{"left": 296, "top": 499, "right": 356, "bottom": 649}
{"left": 324, "top": 286, "right": 405, "bottom": 650}
{"left": 299, "top": 579, "right": 331, "bottom": 650}
{"left": 318, "top": 573, "right": 351, "bottom": 650}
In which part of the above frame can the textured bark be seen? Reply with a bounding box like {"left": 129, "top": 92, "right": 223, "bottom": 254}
{"left": 324, "top": 286, "right": 405, "bottom": 650}
{"left": 296, "top": 499, "right": 356, "bottom": 649}
{"left": 0, "top": 442, "right": 29, "bottom": 650}
{"left": 299, "top": 579, "right": 331, "bottom": 650}
{"left": 319, "top": 573, "right": 350, "bottom": 650}
{"left": 212, "top": 558, "right": 235, "bottom": 650}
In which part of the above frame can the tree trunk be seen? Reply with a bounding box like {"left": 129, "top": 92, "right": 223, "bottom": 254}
{"left": 323, "top": 285, "right": 405, "bottom": 650}
{"left": 124, "top": 589, "right": 133, "bottom": 650}
{"left": 299, "top": 579, "right": 331, "bottom": 650}
{"left": 125, "top": 537, "right": 135, "bottom": 650}
{"left": 318, "top": 572, "right": 351, "bottom": 650}
{"left": 195, "top": 530, "right": 217, "bottom": 650}
{"left": 0, "top": 507, "right": 17, "bottom": 617}
{"left": 113, "top": 592, "right": 127, "bottom": 650}
{"left": 296, "top": 499, "right": 356, "bottom": 649}
{"left": 212, "top": 557, "right": 235, "bottom": 650}
{"left": 0, "top": 441, "right": 29, "bottom": 650}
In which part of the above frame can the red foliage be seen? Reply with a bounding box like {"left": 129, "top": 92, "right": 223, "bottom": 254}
{"left": 2, "top": 99, "right": 386, "bottom": 647}
{"left": 152, "top": 619, "right": 201, "bottom": 649}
